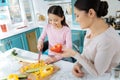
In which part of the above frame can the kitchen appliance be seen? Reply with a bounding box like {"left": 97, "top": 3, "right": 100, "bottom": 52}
{"left": 114, "top": 10, "right": 120, "bottom": 29}
{"left": 111, "top": 64, "right": 120, "bottom": 78}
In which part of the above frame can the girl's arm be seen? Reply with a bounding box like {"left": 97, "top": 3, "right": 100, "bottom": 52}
{"left": 65, "top": 29, "right": 72, "bottom": 48}
{"left": 38, "top": 25, "right": 48, "bottom": 43}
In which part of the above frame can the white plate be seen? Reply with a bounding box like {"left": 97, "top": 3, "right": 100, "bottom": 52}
{"left": 11, "top": 49, "right": 39, "bottom": 63}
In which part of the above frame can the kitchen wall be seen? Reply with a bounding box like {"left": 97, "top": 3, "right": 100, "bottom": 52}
{"left": 103, "top": 0, "right": 120, "bottom": 17}
{"left": 32, "top": 0, "right": 120, "bottom": 25}
{"left": 32, "top": 0, "right": 72, "bottom": 26}
{"left": 33, "top": 0, "right": 120, "bottom": 16}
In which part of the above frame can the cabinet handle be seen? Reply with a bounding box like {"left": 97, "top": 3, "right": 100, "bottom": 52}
{"left": 7, "top": 40, "right": 11, "bottom": 46}
{"left": 29, "top": 34, "right": 31, "bottom": 38}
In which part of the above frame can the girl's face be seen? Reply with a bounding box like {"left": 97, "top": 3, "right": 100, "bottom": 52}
{"left": 74, "top": 7, "right": 94, "bottom": 29}
{"left": 48, "top": 13, "right": 64, "bottom": 28}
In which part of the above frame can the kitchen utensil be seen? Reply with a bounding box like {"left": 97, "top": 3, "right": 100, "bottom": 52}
{"left": 38, "top": 51, "right": 42, "bottom": 63}
{"left": 115, "top": 11, "right": 120, "bottom": 27}
{"left": 0, "top": 24, "right": 7, "bottom": 32}
{"left": 111, "top": 64, "right": 120, "bottom": 78}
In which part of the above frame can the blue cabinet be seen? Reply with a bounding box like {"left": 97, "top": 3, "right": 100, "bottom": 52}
{"left": 0, "top": 34, "right": 25, "bottom": 52}
{"left": 0, "top": 27, "right": 86, "bottom": 54}
{"left": 39, "top": 27, "right": 48, "bottom": 41}
{"left": 36, "top": 27, "right": 41, "bottom": 39}
{"left": 72, "top": 30, "right": 86, "bottom": 53}
{"left": 0, "top": 0, "right": 8, "bottom": 6}
{"left": 0, "top": 27, "right": 41, "bottom": 52}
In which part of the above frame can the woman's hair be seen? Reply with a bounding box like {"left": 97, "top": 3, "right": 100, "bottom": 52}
{"left": 48, "top": 5, "right": 69, "bottom": 27}
{"left": 74, "top": 0, "right": 108, "bottom": 17}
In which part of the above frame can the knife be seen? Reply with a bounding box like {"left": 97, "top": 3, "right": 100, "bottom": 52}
{"left": 38, "top": 51, "right": 42, "bottom": 63}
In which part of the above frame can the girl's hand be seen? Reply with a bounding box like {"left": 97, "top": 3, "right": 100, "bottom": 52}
{"left": 45, "top": 55, "right": 58, "bottom": 64}
{"left": 72, "top": 63, "right": 84, "bottom": 78}
{"left": 37, "top": 41, "right": 44, "bottom": 51}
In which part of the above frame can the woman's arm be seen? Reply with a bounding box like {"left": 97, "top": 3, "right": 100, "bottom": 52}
{"left": 74, "top": 40, "right": 116, "bottom": 76}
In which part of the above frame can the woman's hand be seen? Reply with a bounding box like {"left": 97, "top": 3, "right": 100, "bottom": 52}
{"left": 72, "top": 63, "right": 84, "bottom": 78}
{"left": 37, "top": 41, "right": 44, "bottom": 51}
{"left": 56, "top": 47, "right": 77, "bottom": 58}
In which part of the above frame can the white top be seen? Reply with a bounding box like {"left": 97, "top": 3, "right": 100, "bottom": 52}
{"left": 74, "top": 27, "right": 120, "bottom": 76}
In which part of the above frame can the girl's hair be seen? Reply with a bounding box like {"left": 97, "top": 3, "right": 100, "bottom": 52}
{"left": 74, "top": 0, "right": 108, "bottom": 17}
{"left": 48, "top": 5, "right": 69, "bottom": 27}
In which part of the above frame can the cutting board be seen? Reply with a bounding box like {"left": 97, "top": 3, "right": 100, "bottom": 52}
{"left": 19, "top": 62, "right": 60, "bottom": 80}
{"left": 27, "top": 65, "right": 60, "bottom": 80}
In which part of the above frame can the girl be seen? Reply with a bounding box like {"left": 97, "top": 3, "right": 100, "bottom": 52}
{"left": 37, "top": 5, "right": 72, "bottom": 64}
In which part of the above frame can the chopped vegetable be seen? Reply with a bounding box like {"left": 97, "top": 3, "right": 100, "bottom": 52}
{"left": 11, "top": 49, "right": 18, "bottom": 56}
{"left": 7, "top": 74, "right": 19, "bottom": 80}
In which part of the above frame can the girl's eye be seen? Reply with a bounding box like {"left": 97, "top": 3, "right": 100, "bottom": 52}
{"left": 48, "top": 19, "right": 52, "bottom": 22}
{"left": 54, "top": 19, "right": 58, "bottom": 22}
{"left": 76, "top": 14, "right": 79, "bottom": 18}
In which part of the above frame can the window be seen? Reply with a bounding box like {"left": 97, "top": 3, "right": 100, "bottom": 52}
{"left": 8, "top": 0, "right": 22, "bottom": 24}
{"left": 22, "top": 0, "right": 34, "bottom": 22}
{"left": 0, "top": 0, "right": 35, "bottom": 29}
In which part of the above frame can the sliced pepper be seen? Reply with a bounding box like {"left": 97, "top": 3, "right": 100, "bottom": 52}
{"left": 40, "top": 65, "right": 54, "bottom": 78}
{"left": 7, "top": 74, "right": 19, "bottom": 80}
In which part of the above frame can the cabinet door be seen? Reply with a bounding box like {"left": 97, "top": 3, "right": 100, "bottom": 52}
{"left": 72, "top": 30, "right": 86, "bottom": 53}
{"left": 71, "top": 0, "right": 79, "bottom": 25}
{"left": 10, "top": 34, "right": 25, "bottom": 49}
{"left": 1, "top": 34, "right": 25, "bottom": 51}
{"left": 36, "top": 27, "right": 41, "bottom": 39}
{"left": 25, "top": 28, "right": 38, "bottom": 53}
{"left": 0, "top": 0, "right": 8, "bottom": 6}
{"left": 39, "top": 27, "right": 48, "bottom": 41}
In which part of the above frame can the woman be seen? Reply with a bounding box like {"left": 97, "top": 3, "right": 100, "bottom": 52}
{"left": 58, "top": 0, "right": 120, "bottom": 77}
{"left": 37, "top": 5, "right": 72, "bottom": 64}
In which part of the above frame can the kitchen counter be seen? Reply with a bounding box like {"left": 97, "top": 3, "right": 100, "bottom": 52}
{"left": 0, "top": 26, "right": 39, "bottom": 39}
{"left": 0, "top": 24, "right": 83, "bottom": 40}
{"left": 0, "top": 48, "right": 118, "bottom": 80}
{"left": 0, "top": 24, "right": 120, "bottom": 40}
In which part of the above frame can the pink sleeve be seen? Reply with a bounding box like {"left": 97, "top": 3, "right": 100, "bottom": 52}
{"left": 55, "top": 29, "right": 72, "bottom": 60}
{"left": 65, "top": 29, "right": 72, "bottom": 48}
{"left": 49, "top": 50, "right": 63, "bottom": 60}
{"left": 38, "top": 25, "right": 47, "bottom": 42}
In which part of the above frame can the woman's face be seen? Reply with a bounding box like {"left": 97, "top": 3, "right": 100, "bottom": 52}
{"left": 48, "top": 13, "right": 63, "bottom": 28}
{"left": 74, "top": 7, "right": 93, "bottom": 29}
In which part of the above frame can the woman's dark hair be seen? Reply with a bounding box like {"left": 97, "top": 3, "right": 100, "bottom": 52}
{"left": 74, "top": 0, "right": 108, "bottom": 17}
{"left": 48, "top": 5, "right": 69, "bottom": 27}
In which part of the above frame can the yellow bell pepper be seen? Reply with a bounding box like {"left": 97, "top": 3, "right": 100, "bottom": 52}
{"left": 7, "top": 74, "right": 19, "bottom": 80}
{"left": 40, "top": 65, "right": 54, "bottom": 78}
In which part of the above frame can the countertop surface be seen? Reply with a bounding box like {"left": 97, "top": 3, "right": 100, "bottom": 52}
{"left": 0, "top": 24, "right": 120, "bottom": 40}
{"left": 0, "top": 24, "right": 82, "bottom": 40}
{"left": 0, "top": 48, "right": 118, "bottom": 80}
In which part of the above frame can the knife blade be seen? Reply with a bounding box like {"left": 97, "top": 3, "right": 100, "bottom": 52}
{"left": 38, "top": 51, "right": 42, "bottom": 63}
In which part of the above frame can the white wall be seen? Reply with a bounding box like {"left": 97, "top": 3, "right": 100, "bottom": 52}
{"left": 33, "top": 0, "right": 120, "bottom": 19}
{"left": 102, "top": 0, "right": 120, "bottom": 17}
{"left": 32, "top": 0, "right": 72, "bottom": 26}
{"left": 32, "top": 0, "right": 48, "bottom": 16}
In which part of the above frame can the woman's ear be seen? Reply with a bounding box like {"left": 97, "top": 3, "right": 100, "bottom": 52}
{"left": 88, "top": 9, "right": 96, "bottom": 17}
{"left": 62, "top": 16, "right": 64, "bottom": 21}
